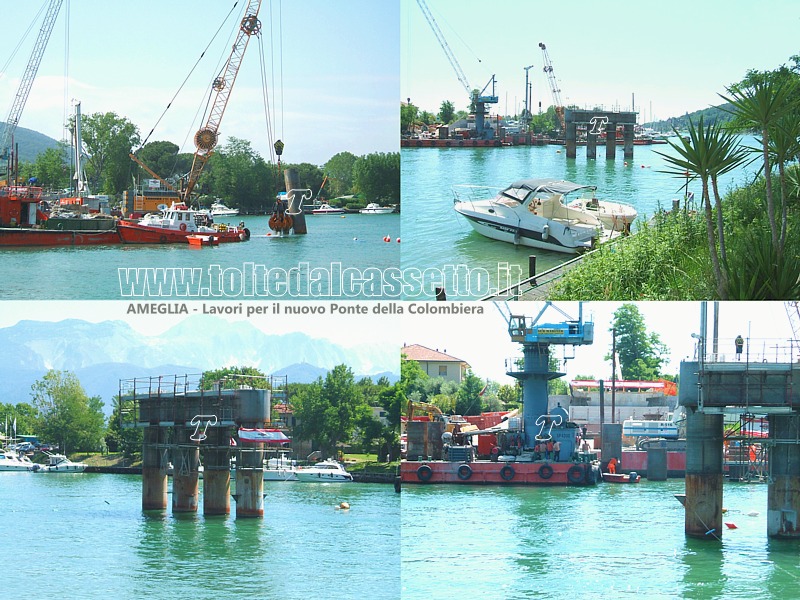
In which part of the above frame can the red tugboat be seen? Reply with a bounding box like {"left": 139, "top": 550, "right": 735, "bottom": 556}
{"left": 117, "top": 202, "right": 249, "bottom": 244}
{"left": 401, "top": 302, "right": 602, "bottom": 486}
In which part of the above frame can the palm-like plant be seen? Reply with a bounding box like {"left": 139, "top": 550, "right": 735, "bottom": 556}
{"left": 719, "top": 75, "right": 794, "bottom": 252}
{"left": 657, "top": 116, "right": 747, "bottom": 299}
{"left": 765, "top": 111, "right": 800, "bottom": 251}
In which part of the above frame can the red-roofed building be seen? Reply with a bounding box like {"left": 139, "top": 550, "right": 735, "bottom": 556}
{"left": 402, "top": 343, "right": 470, "bottom": 383}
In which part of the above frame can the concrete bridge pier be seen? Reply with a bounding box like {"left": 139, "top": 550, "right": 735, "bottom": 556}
{"left": 586, "top": 131, "right": 597, "bottom": 159}
{"left": 605, "top": 128, "right": 617, "bottom": 160}
{"left": 171, "top": 428, "right": 200, "bottom": 514}
{"left": 685, "top": 409, "right": 724, "bottom": 539}
{"left": 566, "top": 122, "right": 577, "bottom": 159}
{"left": 767, "top": 413, "right": 800, "bottom": 538}
{"left": 235, "top": 463, "right": 265, "bottom": 518}
{"left": 623, "top": 124, "right": 634, "bottom": 159}
{"left": 203, "top": 427, "right": 232, "bottom": 516}
{"left": 142, "top": 426, "right": 168, "bottom": 511}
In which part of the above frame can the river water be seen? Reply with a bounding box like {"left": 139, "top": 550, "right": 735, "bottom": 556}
{"left": 400, "top": 140, "right": 757, "bottom": 299}
{"left": 1, "top": 473, "right": 399, "bottom": 599}
{"left": 0, "top": 213, "right": 400, "bottom": 300}
{"left": 402, "top": 480, "right": 798, "bottom": 599}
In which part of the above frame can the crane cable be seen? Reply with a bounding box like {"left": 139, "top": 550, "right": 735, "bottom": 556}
{"left": 138, "top": 1, "right": 240, "bottom": 150}
{"left": 61, "top": 0, "right": 70, "bottom": 148}
{"left": 257, "top": 33, "right": 275, "bottom": 166}
{"left": 0, "top": 1, "right": 47, "bottom": 80}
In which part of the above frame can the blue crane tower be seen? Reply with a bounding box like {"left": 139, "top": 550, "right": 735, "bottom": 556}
{"left": 501, "top": 302, "right": 594, "bottom": 453}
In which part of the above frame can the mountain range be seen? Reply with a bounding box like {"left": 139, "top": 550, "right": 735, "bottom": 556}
{"left": 0, "top": 317, "right": 399, "bottom": 415}
{"left": 0, "top": 123, "right": 60, "bottom": 162}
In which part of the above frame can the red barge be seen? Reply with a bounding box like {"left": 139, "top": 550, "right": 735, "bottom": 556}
{"left": 401, "top": 303, "right": 602, "bottom": 487}
{"left": 0, "top": 185, "right": 120, "bottom": 247}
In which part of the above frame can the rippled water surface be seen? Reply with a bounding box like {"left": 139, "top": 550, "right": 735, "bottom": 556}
{"left": 0, "top": 473, "right": 399, "bottom": 599}
{"left": 402, "top": 480, "right": 798, "bottom": 599}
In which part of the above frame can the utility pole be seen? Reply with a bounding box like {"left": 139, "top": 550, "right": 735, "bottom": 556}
{"left": 523, "top": 65, "right": 534, "bottom": 129}
{"left": 611, "top": 327, "right": 617, "bottom": 423}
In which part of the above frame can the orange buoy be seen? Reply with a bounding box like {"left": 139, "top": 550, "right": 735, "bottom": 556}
{"left": 725, "top": 522, "right": 738, "bottom": 529}
{"left": 396, "top": 238, "right": 401, "bottom": 243}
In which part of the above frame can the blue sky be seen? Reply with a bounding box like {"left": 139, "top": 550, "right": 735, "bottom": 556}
{"left": 0, "top": 300, "right": 793, "bottom": 384}
{"left": 402, "top": 0, "right": 799, "bottom": 121}
{"left": 0, "top": 0, "right": 399, "bottom": 166}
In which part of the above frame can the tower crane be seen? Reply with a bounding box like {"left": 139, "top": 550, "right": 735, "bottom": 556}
{"left": 1, "top": 0, "right": 64, "bottom": 175}
{"left": 415, "top": 0, "right": 498, "bottom": 139}
{"left": 497, "top": 301, "right": 593, "bottom": 451}
{"left": 538, "top": 42, "right": 565, "bottom": 131}
{"left": 181, "top": 0, "right": 262, "bottom": 203}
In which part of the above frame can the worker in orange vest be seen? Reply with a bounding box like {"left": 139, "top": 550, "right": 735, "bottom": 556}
{"left": 607, "top": 457, "right": 618, "bottom": 474}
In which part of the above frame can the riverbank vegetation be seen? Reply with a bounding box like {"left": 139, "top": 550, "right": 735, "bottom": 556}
{"left": 551, "top": 57, "right": 800, "bottom": 300}
{"left": 2, "top": 365, "right": 403, "bottom": 464}
{"left": 15, "top": 116, "right": 400, "bottom": 214}
{"left": 401, "top": 353, "right": 518, "bottom": 415}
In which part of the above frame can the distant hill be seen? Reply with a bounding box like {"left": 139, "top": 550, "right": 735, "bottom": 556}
{"left": 645, "top": 103, "right": 735, "bottom": 133}
{"left": 0, "top": 317, "right": 400, "bottom": 415}
{"left": 0, "top": 122, "right": 61, "bottom": 162}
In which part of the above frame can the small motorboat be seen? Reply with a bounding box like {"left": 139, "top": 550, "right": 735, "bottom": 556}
{"left": 311, "top": 203, "right": 346, "bottom": 215}
{"left": 359, "top": 203, "right": 394, "bottom": 214}
{"left": 295, "top": 460, "right": 353, "bottom": 482}
{"left": 566, "top": 196, "right": 637, "bottom": 233}
{"left": 0, "top": 448, "right": 37, "bottom": 471}
{"left": 603, "top": 471, "right": 641, "bottom": 483}
{"left": 453, "top": 178, "right": 622, "bottom": 254}
{"left": 186, "top": 234, "right": 220, "bottom": 247}
{"left": 209, "top": 201, "right": 239, "bottom": 217}
{"left": 34, "top": 453, "right": 87, "bottom": 473}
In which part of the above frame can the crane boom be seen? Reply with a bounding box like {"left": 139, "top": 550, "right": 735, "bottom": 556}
{"left": 538, "top": 42, "right": 565, "bottom": 129}
{"left": 182, "top": 0, "right": 262, "bottom": 202}
{"left": 415, "top": 0, "right": 471, "bottom": 97}
{"left": 129, "top": 153, "right": 176, "bottom": 191}
{"left": 1, "top": 0, "right": 64, "bottom": 157}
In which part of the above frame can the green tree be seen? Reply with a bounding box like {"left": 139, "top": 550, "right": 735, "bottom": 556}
{"left": 80, "top": 112, "right": 141, "bottom": 195}
{"left": 200, "top": 366, "right": 268, "bottom": 390}
{"left": 657, "top": 116, "right": 748, "bottom": 298}
{"left": 31, "top": 144, "right": 71, "bottom": 190}
{"left": 291, "top": 364, "right": 370, "bottom": 458}
{"left": 608, "top": 304, "right": 668, "bottom": 380}
{"left": 455, "top": 371, "right": 484, "bottom": 416}
{"left": 134, "top": 140, "right": 192, "bottom": 183}
{"left": 105, "top": 396, "right": 142, "bottom": 458}
{"left": 205, "top": 137, "right": 274, "bottom": 213}
{"left": 353, "top": 152, "right": 400, "bottom": 203}
{"left": 0, "top": 402, "right": 39, "bottom": 439}
{"left": 400, "top": 354, "right": 428, "bottom": 401}
{"left": 496, "top": 384, "right": 519, "bottom": 409}
{"left": 30, "top": 370, "right": 106, "bottom": 453}
{"left": 323, "top": 151, "right": 358, "bottom": 198}
{"left": 439, "top": 100, "right": 455, "bottom": 124}
{"left": 401, "top": 102, "right": 418, "bottom": 133}
{"left": 720, "top": 74, "right": 795, "bottom": 254}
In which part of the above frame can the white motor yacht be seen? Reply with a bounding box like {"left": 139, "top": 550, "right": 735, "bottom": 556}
{"left": 566, "top": 196, "right": 636, "bottom": 233}
{"left": 359, "top": 203, "right": 394, "bottom": 214}
{"left": 0, "top": 448, "right": 36, "bottom": 471}
{"left": 295, "top": 460, "right": 353, "bottom": 482}
{"left": 35, "top": 453, "right": 87, "bottom": 473}
{"left": 209, "top": 201, "right": 240, "bottom": 217}
{"left": 453, "top": 178, "right": 622, "bottom": 254}
{"left": 311, "top": 203, "right": 346, "bottom": 215}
